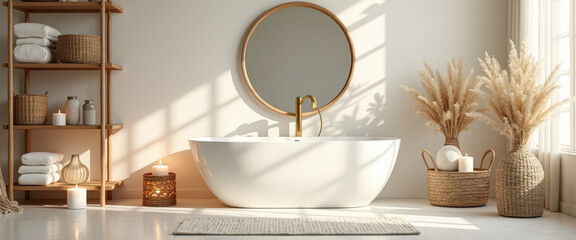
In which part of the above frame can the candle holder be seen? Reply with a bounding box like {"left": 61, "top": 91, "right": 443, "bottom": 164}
{"left": 143, "top": 172, "right": 176, "bottom": 207}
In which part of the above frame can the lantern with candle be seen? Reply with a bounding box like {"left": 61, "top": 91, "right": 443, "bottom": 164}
{"left": 143, "top": 160, "right": 176, "bottom": 206}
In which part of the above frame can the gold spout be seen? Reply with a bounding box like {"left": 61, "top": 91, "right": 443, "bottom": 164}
{"left": 295, "top": 95, "right": 322, "bottom": 137}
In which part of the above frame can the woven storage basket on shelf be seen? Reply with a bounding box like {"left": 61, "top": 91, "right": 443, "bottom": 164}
{"left": 13, "top": 92, "right": 48, "bottom": 125}
{"left": 422, "top": 149, "right": 495, "bottom": 207}
{"left": 57, "top": 34, "right": 101, "bottom": 64}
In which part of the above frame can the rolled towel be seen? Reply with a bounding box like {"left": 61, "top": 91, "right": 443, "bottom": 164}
{"left": 18, "top": 164, "right": 60, "bottom": 174}
{"left": 14, "top": 44, "right": 56, "bottom": 63}
{"left": 21, "top": 152, "right": 64, "bottom": 166}
{"left": 18, "top": 174, "right": 54, "bottom": 186}
{"left": 16, "top": 37, "right": 56, "bottom": 48}
{"left": 14, "top": 23, "right": 61, "bottom": 42}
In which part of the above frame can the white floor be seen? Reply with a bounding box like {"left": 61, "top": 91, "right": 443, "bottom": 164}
{"left": 1, "top": 198, "right": 576, "bottom": 240}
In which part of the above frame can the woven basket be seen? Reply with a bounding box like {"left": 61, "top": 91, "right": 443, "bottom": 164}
{"left": 14, "top": 93, "right": 48, "bottom": 125}
{"left": 422, "top": 149, "right": 495, "bottom": 207}
{"left": 143, "top": 173, "right": 176, "bottom": 207}
{"left": 57, "top": 34, "right": 101, "bottom": 64}
{"left": 496, "top": 145, "right": 544, "bottom": 217}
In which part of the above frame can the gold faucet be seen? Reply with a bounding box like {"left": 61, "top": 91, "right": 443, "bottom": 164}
{"left": 295, "top": 95, "right": 323, "bottom": 137}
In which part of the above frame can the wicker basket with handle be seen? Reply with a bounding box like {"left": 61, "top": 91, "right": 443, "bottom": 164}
{"left": 57, "top": 34, "right": 101, "bottom": 64}
{"left": 14, "top": 92, "right": 48, "bottom": 125}
{"left": 422, "top": 149, "right": 495, "bottom": 207}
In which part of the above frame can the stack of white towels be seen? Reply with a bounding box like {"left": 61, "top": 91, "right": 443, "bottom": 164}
{"left": 18, "top": 152, "right": 63, "bottom": 186}
{"left": 13, "top": 23, "right": 61, "bottom": 63}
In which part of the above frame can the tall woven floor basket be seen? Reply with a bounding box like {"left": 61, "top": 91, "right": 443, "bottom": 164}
{"left": 422, "top": 149, "right": 495, "bottom": 207}
{"left": 496, "top": 145, "right": 544, "bottom": 217}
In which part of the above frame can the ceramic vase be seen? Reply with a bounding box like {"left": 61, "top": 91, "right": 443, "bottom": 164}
{"left": 65, "top": 96, "right": 81, "bottom": 125}
{"left": 82, "top": 100, "right": 96, "bottom": 125}
{"left": 496, "top": 145, "right": 544, "bottom": 217}
{"left": 61, "top": 154, "right": 89, "bottom": 184}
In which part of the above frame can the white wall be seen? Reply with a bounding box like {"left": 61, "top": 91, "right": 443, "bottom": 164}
{"left": 0, "top": 0, "right": 508, "bottom": 200}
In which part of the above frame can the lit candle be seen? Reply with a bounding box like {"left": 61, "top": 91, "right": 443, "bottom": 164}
{"left": 152, "top": 160, "right": 169, "bottom": 176}
{"left": 458, "top": 153, "right": 474, "bottom": 172}
{"left": 52, "top": 109, "right": 66, "bottom": 126}
{"left": 67, "top": 184, "right": 86, "bottom": 210}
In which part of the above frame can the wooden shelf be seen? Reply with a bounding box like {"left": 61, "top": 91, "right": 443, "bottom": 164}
{"left": 3, "top": 63, "right": 123, "bottom": 70}
{"left": 2, "top": 1, "right": 123, "bottom": 13}
{"left": 14, "top": 181, "right": 123, "bottom": 191}
{"left": 4, "top": 0, "right": 123, "bottom": 207}
{"left": 3, "top": 124, "right": 123, "bottom": 130}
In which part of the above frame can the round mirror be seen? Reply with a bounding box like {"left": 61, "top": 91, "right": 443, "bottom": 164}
{"left": 242, "top": 2, "right": 355, "bottom": 116}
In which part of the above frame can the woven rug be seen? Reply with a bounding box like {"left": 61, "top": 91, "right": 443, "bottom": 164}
{"left": 173, "top": 216, "right": 420, "bottom": 235}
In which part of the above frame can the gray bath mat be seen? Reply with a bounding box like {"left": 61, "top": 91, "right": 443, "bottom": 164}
{"left": 173, "top": 216, "right": 420, "bottom": 235}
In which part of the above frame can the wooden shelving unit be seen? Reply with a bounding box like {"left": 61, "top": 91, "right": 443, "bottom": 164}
{"left": 4, "top": 0, "right": 123, "bottom": 207}
{"left": 14, "top": 181, "right": 123, "bottom": 191}
{"left": 3, "top": 124, "right": 123, "bottom": 130}
{"left": 3, "top": 63, "right": 123, "bottom": 70}
{"left": 2, "top": 1, "right": 123, "bottom": 13}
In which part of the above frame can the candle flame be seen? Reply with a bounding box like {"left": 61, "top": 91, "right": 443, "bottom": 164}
{"left": 75, "top": 183, "right": 78, "bottom": 189}
{"left": 58, "top": 109, "right": 61, "bottom": 113}
{"left": 159, "top": 159, "right": 162, "bottom": 165}
{"left": 465, "top": 153, "right": 468, "bottom": 157}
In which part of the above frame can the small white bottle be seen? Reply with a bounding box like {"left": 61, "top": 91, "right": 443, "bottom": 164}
{"left": 83, "top": 100, "right": 96, "bottom": 125}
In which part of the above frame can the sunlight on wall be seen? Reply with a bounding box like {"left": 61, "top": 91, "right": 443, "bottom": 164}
{"left": 168, "top": 80, "right": 212, "bottom": 131}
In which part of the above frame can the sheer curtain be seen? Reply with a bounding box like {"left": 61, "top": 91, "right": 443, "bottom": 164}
{"left": 508, "top": 0, "right": 561, "bottom": 212}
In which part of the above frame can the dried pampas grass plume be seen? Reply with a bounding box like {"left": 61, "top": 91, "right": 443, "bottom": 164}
{"left": 467, "top": 41, "right": 574, "bottom": 145}
{"left": 402, "top": 57, "right": 485, "bottom": 145}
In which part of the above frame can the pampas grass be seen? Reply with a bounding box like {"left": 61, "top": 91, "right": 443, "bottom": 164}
{"left": 467, "top": 41, "right": 573, "bottom": 145}
{"left": 402, "top": 57, "right": 484, "bottom": 142}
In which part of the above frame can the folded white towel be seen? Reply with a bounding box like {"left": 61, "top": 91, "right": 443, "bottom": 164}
{"left": 52, "top": 172, "right": 61, "bottom": 183}
{"left": 18, "top": 164, "right": 60, "bottom": 174}
{"left": 21, "top": 152, "right": 64, "bottom": 166}
{"left": 14, "top": 23, "right": 61, "bottom": 42}
{"left": 16, "top": 37, "right": 56, "bottom": 48}
{"left": 55, "top": 163, "right": 63, "bottom": 172}
{"left": 14, "top": 44, "right": 56, "bottom": 63}
{"left": 18, "top": 174, "right": 54, "bottom": 186}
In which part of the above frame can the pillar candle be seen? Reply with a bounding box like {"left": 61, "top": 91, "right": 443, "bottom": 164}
{"left": 152, "top": 160, "right": 169, "bottom": 176}
{"left": 458, "top": 153, "right": 474, "bottom": 172}
{"left": 52, "top": 109, "right": 66, "bottom": 126}
{"left": 67, "top": 184, "right": 86, "bottom": 210}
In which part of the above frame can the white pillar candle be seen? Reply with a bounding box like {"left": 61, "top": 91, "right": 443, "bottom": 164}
{"left": 152, "top": 160, "right": 169, "bottom": 176}
{"left": 52, "top": 109, "right": 66, "bottom": 126}
{"left": 67, "top": 184, "right": 87, "bottom": 210}
{"left": 458, "top": 153, "right": 474, "bottom": 172}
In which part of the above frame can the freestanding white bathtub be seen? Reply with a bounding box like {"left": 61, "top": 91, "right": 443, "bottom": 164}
{"left": 189, "top": 137, "right": 400, "bottom": 208}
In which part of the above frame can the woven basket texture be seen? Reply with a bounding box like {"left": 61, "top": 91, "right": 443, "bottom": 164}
{"left": 427, "top": 169, "right": 491, "bottom": 207}
{"left": 57, "top": 34, "right": 101, "bottom": 64}
{"left": 422, "top": 149, "right": 494, "bottom": 207}
{"left": 14, "top": 94, "right": 48, "bottom": 125}
{"left": 143, "top": 173, "right": 176, "bottom": 207}
{"left": 496, "top": 145, "right": 544, "bottom": 217}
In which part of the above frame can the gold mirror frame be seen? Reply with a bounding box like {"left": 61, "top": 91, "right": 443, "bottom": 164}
{"left": 241, "top": 2, "right": 355, "bottom": 117}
